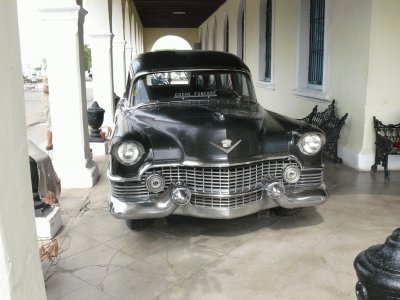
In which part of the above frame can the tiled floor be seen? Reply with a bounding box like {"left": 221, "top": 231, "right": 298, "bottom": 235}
{"left": 42, "top": 157, "right": 400, "bottom": 300}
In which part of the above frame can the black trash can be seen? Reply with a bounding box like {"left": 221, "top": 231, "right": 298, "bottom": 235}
{"left": 353, "top": 228, "right": 400, "bottom": 300}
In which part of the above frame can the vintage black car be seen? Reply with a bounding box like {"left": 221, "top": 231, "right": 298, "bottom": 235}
{"left": 108, "top": 50, "right": 328, "bottom": 229}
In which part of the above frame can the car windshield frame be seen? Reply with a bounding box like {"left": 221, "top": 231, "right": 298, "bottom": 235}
{"left": 128, "top": 69, "right": 257, "bottom": 107}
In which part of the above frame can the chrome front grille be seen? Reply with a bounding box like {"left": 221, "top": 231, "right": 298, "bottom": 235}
{"left": 191, "top": 191, "right": 263, "bottom": 208}
{"left": 111, "top": 182, "right": 148, "bottom": 199}
{"left": 110, "top": 158, "right": 323, "bottom": 200}
{"left": 145, "top": 158, "right": 301, "bottom": 195}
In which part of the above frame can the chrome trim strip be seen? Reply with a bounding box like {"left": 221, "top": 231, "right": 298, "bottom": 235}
{"left": 190, "top": 185, "right": 265, "bottom": 197}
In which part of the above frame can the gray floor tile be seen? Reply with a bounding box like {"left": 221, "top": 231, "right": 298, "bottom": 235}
{"left": 106, "top": 229, "right": 180, "bottom": 259}
{"left": 142, "top": 240, "right": 223, "bottom": 279}
{"left": 45, "top": 272, "right": 87, "bottom": 300}
{"left": 56, "top": 243, "right": 139, "bottom": 288}
{"left": 58, "top": 285, "right": 117, "bottom": 300}
{"left": 154, "top": 255, "right": 281, "bottom": 300}
{"left": 59, "top": 231, "right": 100, "bottom": 259}
{"left": 72, "top": 214, "right": 131, "bottom": 243}
{"left": 102, "top": 267, "right": 181, "bottom": 300}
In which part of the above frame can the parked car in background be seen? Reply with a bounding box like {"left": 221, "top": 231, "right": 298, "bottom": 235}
{"left": 108, "top": 50, "right": 328, "bottom": 230}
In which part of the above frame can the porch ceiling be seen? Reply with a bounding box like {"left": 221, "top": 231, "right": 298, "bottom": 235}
{"left": 132, "top": 0, "right": 226, "bottom": 28}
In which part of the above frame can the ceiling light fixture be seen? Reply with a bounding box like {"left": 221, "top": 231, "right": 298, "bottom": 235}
{"left": 172, "top": 11, "right": 186, "bottom": 15}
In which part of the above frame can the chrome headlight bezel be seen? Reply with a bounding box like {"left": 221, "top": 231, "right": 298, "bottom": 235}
{"left": 113, "top": 142, "right": 144, "bottom": 166}
{"left": 297, "top": 133, "right": 325, "bottom": 156}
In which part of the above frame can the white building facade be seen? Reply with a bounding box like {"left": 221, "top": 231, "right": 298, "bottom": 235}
{"left": 199, "top": 0, "right": 400, "bottom": 171}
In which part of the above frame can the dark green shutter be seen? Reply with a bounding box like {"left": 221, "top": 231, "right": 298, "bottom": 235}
{"left": 308, "top": 0, "right": 325, "bottom": 86}
{"left": 265, "top": 0, "right": 272, "bottom": 81}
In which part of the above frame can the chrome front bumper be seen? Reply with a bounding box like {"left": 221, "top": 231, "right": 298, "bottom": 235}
{"left": 108, "top": 184, "right": 328, "bottom": 220}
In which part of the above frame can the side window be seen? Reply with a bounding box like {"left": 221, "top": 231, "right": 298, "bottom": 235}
{"left": 130, "top": 80, "right": 150, "bottom": 106}
{"left": 240, "top": 74, "right": 250, "bottom": 97}
{"left": 220, "top": 74, "right": 233, "bottom": 89}
{"left": 206, "top": 75, "right": 216, "bottom": 89}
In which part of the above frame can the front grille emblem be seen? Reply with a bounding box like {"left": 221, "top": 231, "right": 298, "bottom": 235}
{"left": 210, "top": 139, "right": 241, "bottom": 153}
{"left": 221, "top": 139, "right": 232, "bottom": 148}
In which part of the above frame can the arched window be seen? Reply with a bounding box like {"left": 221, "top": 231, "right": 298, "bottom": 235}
{"left": 237, "top": 1, "right": 245, "bottom": 60}
{"left": 223, "top": 15, "right": 229, "bottom": 52}
{"left": 205, "top": 25, "right": 209, "bottom": 50}
{"left": 212, "top": 17, "right": 217, "bottom": 50}
{"left": 151, "top": 35, "right": 192, "bottom": 51}
{"left": 199, "top": 28, "right": 203, "bottom": 49}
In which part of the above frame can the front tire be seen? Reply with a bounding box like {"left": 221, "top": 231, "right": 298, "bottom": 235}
{"left": 125, "top": 219, "right": 153, "bottom": 230}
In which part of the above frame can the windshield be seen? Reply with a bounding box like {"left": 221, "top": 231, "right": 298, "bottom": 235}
{"left": 129, "top": 70, "right": 256, "bottom": 106}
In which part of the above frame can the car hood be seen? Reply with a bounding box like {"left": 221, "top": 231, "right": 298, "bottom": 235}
{"left": 124, "top": 102, "right": 304, "bottom": 163}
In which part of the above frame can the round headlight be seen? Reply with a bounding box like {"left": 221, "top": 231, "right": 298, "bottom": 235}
{"left": 146, "top": 174, "right": 165, "bottom": 193}
{"left": 116, "top": 142, "right": 143, "bottom": 165}
{"left": 283, "top": 165, "right": 301, "bottom": 184}
{"left": 297, "top": 134, "right": 324, "bottom": 155}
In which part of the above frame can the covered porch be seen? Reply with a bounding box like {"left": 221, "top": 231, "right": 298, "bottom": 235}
{"left": 1, "top": 0, "right": 400, "bottom": 299}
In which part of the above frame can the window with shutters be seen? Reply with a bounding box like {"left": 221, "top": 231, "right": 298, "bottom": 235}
{"left": 237, "top": 0, "right": 245, "bottom": 60}
{"left": 295, "top": 0, "right": 329, "bottom": 100}
{"left": 257, "top": 0, "right": 275, "bottom": 89}
{"left": 308, "top": 0, "right": 325, "bottom": 87}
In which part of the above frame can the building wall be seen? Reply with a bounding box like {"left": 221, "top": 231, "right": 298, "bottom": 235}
{"left": 322, "top": 0, "right": 372, "bottom": 169}
{"left": 199, "top": 0, "right": 242, "bottom": 53}
{"left": 361, "top": 1, "right": 400, "bottom": 168}
{"left": 143, "top": 28, "right": 199, "bottom": 52}
{"left": 200, "top": 0, "right": 400, "bottom": 170}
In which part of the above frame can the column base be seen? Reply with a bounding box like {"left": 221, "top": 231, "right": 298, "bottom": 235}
{"left": 90, "top": 140, "right": 110, "bottom": 156}
{"left": 36, "top": 206, "right": 63, "bottom": 240}
{"left": 57, "top": 160, "right": 100, "bottom": 188}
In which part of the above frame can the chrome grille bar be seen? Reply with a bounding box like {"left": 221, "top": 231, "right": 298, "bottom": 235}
{"left": 191, "top": 190, "right": 263, "bottom": 208}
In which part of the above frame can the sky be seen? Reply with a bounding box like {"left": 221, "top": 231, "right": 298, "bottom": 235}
{"left": 17, "top": 0, "right": 47, "bottom": 70}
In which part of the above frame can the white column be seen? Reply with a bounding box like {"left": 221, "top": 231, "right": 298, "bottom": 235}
{"left": 89, "top": 33, "right": 115, "bottom": 126}
{"left": 125, "top": 43, "right": 133, "bottom": 74}
{"left": 41, "top": 4, "right": 99, "bottom": 188}
{"left": 132, "top": 47, "right": 138, "bottom": 60}
{"left": 112, "top": 39, "right": 127, "bottom": 97}
{"left": 0, "top": 0, "right": 46, "bottom": 299}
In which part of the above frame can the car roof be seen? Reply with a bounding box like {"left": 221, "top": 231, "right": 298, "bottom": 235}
{"left": 130, "top": 50, "right": 251, "bottom": 78}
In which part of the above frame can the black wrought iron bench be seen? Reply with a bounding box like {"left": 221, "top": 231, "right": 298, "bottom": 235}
{"left": 300, "top": 99, "right": 348, "bottom": 163}
{"left": 371, "top": 116, "right": 400, "bottom": 180}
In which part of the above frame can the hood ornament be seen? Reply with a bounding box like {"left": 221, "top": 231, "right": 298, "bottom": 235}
{"left": 221, "top": 139, "right": 232, "bottom": 148}
{"left": 210, "top": 139, "right": 241, "bottom": 154}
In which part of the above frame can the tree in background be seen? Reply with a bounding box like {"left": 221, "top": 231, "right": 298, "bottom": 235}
{"left": 83, "top": 44, "right": 92, "bottom": 73}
